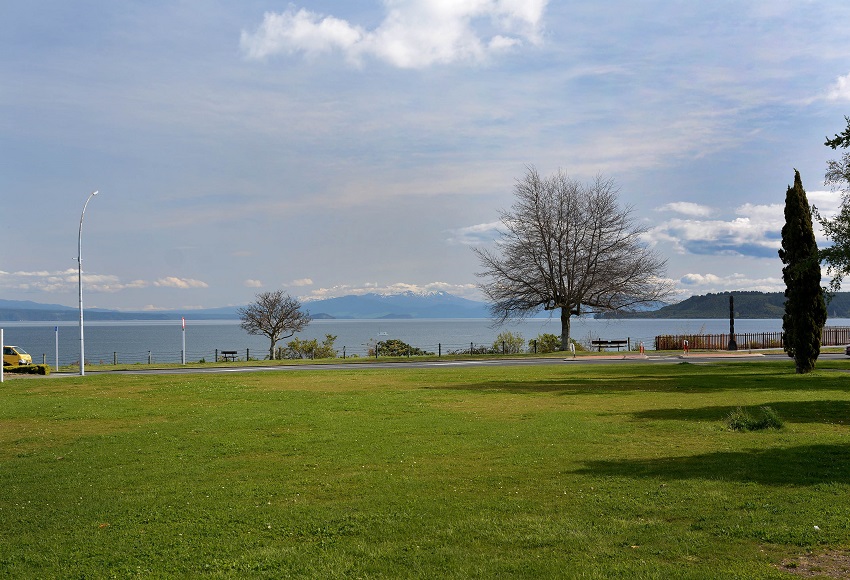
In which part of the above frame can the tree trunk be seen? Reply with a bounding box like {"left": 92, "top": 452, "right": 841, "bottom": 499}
{"left": 560, "top": 308, "right": 572, "bottom": 351}
{"left": 269, "top": 339, "right": 275, "bottom": 361}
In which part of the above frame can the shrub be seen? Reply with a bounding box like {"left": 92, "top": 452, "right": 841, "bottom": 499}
{"left": 492, "top": 331, "right": 525, "bottom": 354}
{"left": 727, "top": 406, "right": 784, "bottom": 431}
{"left": 4, "top": 364, "right": 50, "bottom": 375}
{"left": 530, "top": 333, "right": 561, "bottom": 353}
{"left": 370, "top": 339, "right": 432, "bottom": 357}
{"left": 529, "top": 334, "right": 587, "bottom": 354}
{"left": 282, "top": 334, "right": 338, "bottom": 359}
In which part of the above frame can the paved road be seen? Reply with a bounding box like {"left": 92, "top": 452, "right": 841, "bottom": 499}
{"left": 46, "top": 351, "right": 849, "bottom": 377}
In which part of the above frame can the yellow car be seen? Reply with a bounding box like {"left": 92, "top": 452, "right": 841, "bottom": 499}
{"left": 3, "top": 345, "right": 32, "bottom": 366}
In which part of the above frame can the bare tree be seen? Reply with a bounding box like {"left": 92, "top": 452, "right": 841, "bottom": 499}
{"left": 474, "top": 167, "right": 673, "bottom": 350}
{"left": 237, "top": 291, "right": 311, "bottom": 360}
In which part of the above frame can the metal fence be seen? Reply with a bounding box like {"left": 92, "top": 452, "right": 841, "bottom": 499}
{"left": 654, "top": 326, "right": 850, "bottom": 351}
{"left": 58, "top": 341, "right": 547, "bottom": 367}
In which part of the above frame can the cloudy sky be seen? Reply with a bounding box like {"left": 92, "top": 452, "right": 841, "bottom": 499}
{"left": 3, "top": 1, "right": 850, "bottom": 311}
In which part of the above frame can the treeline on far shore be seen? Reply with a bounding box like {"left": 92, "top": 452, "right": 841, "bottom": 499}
{"left": 597, "top": 291, "right": 850, "bottom": 319}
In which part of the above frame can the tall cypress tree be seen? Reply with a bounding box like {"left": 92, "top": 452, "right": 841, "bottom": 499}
{"left": 779, "top": 170, "right": 827, "bottom": 373}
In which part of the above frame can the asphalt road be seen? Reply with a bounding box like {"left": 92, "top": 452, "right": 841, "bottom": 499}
{"left": 44, "top": 351, "right": 850, "bottom": 377}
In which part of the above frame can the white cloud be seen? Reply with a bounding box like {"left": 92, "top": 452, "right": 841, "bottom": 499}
{"left": 808, "top": 189, "right": 842, "bottom": 217}
{"left": 244, "top": 279, "right": 263, "bottom": 288}
{"left": 301, "top": 281, "right": 479, "bottom": 301}
{"left": 153, "top": 277, "right": 209, "bottom": 289}
{"left": 241, "top": 1, "right": 548, "bottom": 68}
{"left": 240, "top": 8, "right": 364, "bottom": 60}
{"left": 446, "top": 221, "right": 502, "bottom": 245}
{"left": 646, "top": 203, "right": 784, "bottom": 259}
{"left": 0, "top": 269, "right": 151, "bottom": 294}
{"left": 289, "top": 278, "right": 314, "bottom": 287}
{"left": 655, "top": 202, "right": 715, "bottom": 218}
{"left": 827, "top": 72, "right": 850, "bottom": 102}
{"left": 676, "top": 272, "right": 784, "bottom": 297}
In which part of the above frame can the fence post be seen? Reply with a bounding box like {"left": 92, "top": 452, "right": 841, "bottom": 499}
{"left": 502, "top": 341, "right": 506, "bottom": 355}
{"left": 215, "top": 349, "right": 219, "bottom": 363}
{"left": 438, "top": 343, "right": 441, "bottom": 357}
{"left": 148, "top": 351, "right": 152, "bottom": 364}
{"left": 470, "top": 342, "right": 473, "bottom": 355}
{"left": 343, "top": 346, "right": 346, "bottom": 359}
{"left": 114, "top": 352, "right": 117, "bottom": 365}
{"left": 247, "top": 348, "right": 250, "bottom": 361}
{"left": 42, "top": 354, "right": 46, "bottom": 364}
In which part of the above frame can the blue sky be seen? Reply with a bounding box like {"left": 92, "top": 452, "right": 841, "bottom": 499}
{"left": 2, "top": 1, "right": 850, "bottom": 311}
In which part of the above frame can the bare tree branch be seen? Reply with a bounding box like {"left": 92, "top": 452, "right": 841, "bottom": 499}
{"left": 474, "top": 167, "right": 674, "bottom": 349}
{"left": 237, "top": 291, "right": 311, "bottom": 360}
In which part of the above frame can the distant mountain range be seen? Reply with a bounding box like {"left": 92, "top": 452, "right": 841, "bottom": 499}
{"left": 5, "top": 290, "right": 849, "bottom": 322}
{"left": 0, "top": 292, "right": 492, "bottom": 321}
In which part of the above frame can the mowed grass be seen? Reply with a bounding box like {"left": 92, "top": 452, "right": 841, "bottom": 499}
{"left": 2, "top": 360, "right": 850, "bottom": 578}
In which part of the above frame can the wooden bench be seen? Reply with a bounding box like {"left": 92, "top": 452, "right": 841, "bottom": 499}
{"left": 220, "top": 350, "right": 238, "bottom": 362}
{"left": 591, "top": 339, "right": 629, "bottom": 352}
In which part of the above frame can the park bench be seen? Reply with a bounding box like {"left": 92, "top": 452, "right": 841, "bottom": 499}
{"left": 591, "top": 339, "right": 629, "bottom": 352}
{"left": 220, "top": 350, "right": 238, "bottom": 362}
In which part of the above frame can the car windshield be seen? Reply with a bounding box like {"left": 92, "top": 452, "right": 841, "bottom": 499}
{"left": 13, "top": 347, "right": 28, "bottom": 355}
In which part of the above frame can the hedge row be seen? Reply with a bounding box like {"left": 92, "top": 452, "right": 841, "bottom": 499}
{"left": 3, "top": 364, "right": 50, "bottom": 375}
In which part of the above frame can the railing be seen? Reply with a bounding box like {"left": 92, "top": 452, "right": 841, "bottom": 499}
{"left": 654, "top": 326, "right": 850, "bottom": 351}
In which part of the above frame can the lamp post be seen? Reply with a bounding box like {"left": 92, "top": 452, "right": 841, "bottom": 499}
{"left": 78, "top": 190, "right": 99, "bottom": 376}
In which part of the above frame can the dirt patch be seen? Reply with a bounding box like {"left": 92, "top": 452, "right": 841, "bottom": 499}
{"left": 778, "top": 549, "right": 850, "bottom": 578}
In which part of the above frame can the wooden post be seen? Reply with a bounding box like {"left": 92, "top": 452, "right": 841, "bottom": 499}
{"left": 728, "top": 295, "right": 738, "bottom": 351}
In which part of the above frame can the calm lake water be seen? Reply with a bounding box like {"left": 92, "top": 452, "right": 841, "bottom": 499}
{"left": 2, "top": 317, "right": 836, "bottom": 367}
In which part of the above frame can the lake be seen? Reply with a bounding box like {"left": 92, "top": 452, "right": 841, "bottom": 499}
{"left": 2, "top": 317, "right": 834, "bottom": 367}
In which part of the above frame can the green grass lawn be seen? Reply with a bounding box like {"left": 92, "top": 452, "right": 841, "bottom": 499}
{"left": 2, "top": 360, "right": 850, "bottom": 578}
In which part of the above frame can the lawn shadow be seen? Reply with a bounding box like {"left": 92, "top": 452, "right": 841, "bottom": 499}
{"left": 573, "top": 444, "right": 850, "bottom": 486}
{"left": 432, "top": 362, "right": 850, "bottom": 396}
{"left": 632, "top": 400, "right": 850, "bottom": 425}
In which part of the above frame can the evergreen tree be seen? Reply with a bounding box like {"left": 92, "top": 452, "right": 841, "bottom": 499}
{"left": 779, "top": 170, "right": 827, "bottom": 373}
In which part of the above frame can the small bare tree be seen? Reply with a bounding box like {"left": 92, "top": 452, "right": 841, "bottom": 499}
{"left": 475, "top": 167, "right": 673, "bottom": 350}
{"left": 237, "top": 291, "right": 311, "bottom": 360}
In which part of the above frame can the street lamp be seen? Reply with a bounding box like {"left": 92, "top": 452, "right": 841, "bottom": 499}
{"left": 78, "top": 190, "right": 99, "bottom": 376}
